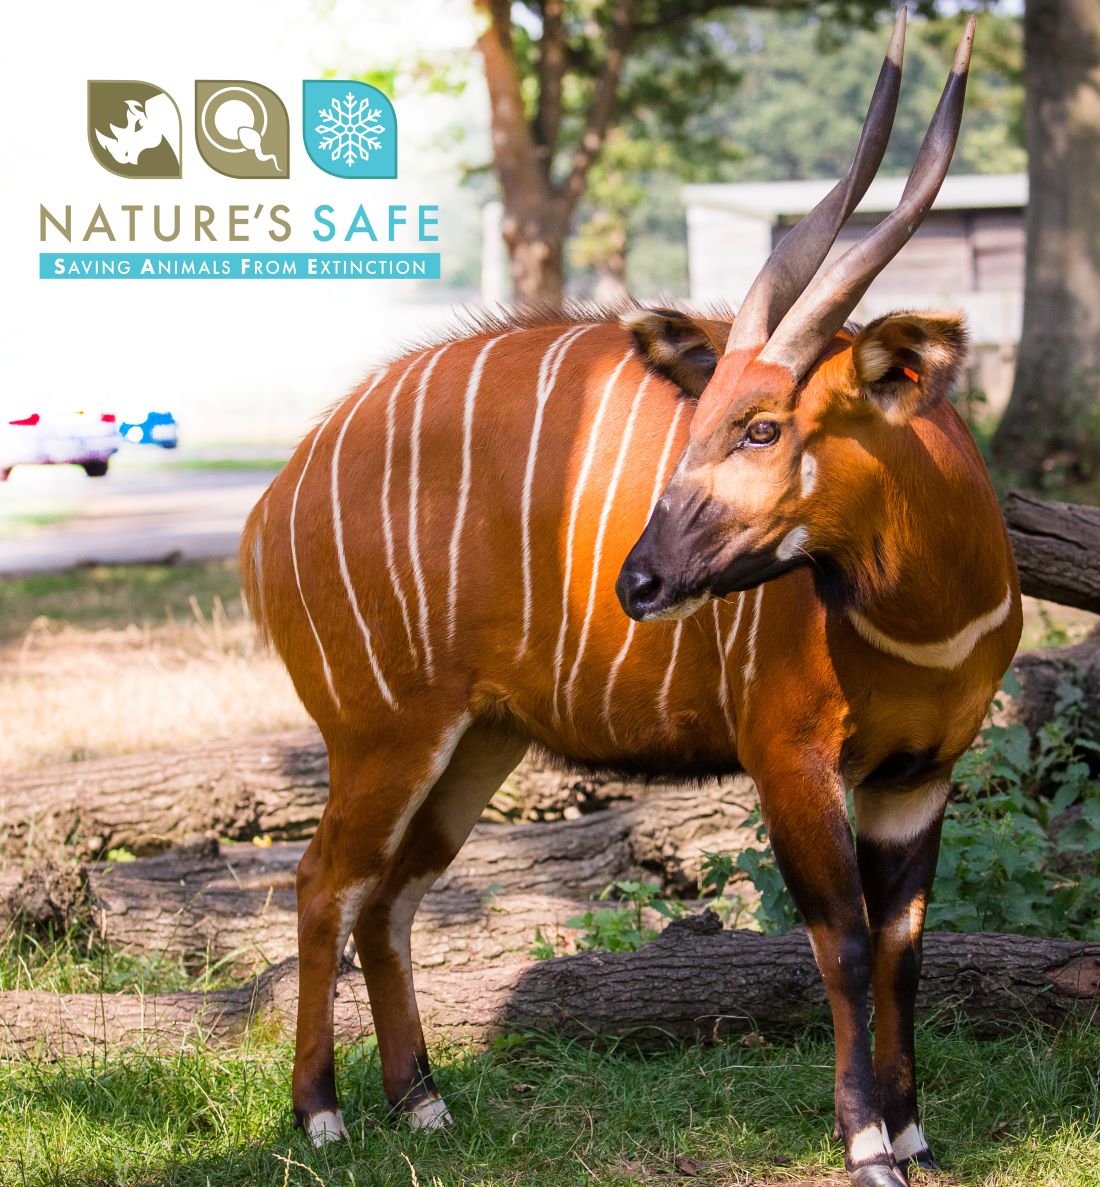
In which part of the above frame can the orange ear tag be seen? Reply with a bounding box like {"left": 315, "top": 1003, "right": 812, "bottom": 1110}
{"left": 903, "top": 366, "right": 920, "bottom": 383}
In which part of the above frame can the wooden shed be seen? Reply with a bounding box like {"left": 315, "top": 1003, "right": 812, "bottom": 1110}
{"left": 683, "top": 174, "right": 1026, "bottom": 409}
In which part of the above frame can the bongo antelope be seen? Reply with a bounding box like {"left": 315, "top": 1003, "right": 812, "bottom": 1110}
{"left": 242, "top": 14, "right": 1019, "bottom": 1185}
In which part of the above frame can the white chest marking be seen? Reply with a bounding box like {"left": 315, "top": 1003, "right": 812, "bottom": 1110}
{"left": 553, "top": 348, "right": 635, "bottom": 719}
{"left": 517, "top": 325, "right": 596, "bottom": 659}
{"left": 848, "top": 585, "right": 1013, "bottom": 670}
{"left": 331, "top": 370, "right": 397, "bottom": 709}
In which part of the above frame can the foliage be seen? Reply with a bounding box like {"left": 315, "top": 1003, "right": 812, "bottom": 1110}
{"left": 577, "top": 5, "right": 1024, "bottom": 296}
{"left": 732, "top": 669, "right": 1100, "bottom": 940}
{"left": 563, "top": 879, "right": 685, "bottom": 953}
{"left": 936, "top": 672, "right": 1100, "bottom": 938}
{"left": 2, "top": 1018, "right": 1098, "bottom": 1186}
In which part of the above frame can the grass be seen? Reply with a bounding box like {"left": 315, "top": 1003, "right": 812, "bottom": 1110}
{"left": 0, "top": 1018, "right": 1097, "bottom": 1187}
{"left": 0, "top": 560, "right": 245, "bottom": 642}
{"left": 0, "top": 560, "right": 309, "bottom": 769}
{"left": 151, "top": 458, "right": 289, "bottom": 473}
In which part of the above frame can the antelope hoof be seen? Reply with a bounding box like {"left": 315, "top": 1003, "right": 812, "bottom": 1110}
{"left": 406, "top": 1097, "right": 453, "bottom": 1131}
{"left": 899, "top": 1152, "right": 943, "bottom": 1181}
{"left": 305, "top": 1108, "right": 349, "bottom": 1146}
{"left": 850, "top": 1166, "right": 908, "bottom": 1187}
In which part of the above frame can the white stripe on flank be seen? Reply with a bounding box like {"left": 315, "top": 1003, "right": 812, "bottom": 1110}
{"left": 741, "top": 584, "right": 764, "bottom": 689}
{"left": 290, "top": 408, "right": 343, "bottom": 713}
{"left": 381, "top": 355, "right": 423, "bottom": 656}
{"left": 517, "top": 324, "right": 597, "bottom": 659}
{"left": 848, "top": 584, "right": 1013, "bottom": 670}
{"left": 552, "top": 347, "right": 635, "bottom": 719}
{"left": 330, "top": 370, "right": 397, "bottom": 709}
{"left": 658, "top": 620, "right": 684, "bottom": 728}
{"left": 713, "top": 600, "right": 736, "bottom": 738}
{"left": 564, "top": 371, "right": 650, "bottom": 715}
{"left": 447, "top": 332, "right": 514, "bottom": 648}
{"left": 407, "top": 344, "right": 452, "bottom": 679}
{"left": 601, "top": 400, "right": 686, "bottom": 737}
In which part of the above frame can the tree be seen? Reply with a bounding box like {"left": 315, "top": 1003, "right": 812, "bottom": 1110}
{"left": 473, "top": 0, "right": 910, "bottom": 303}
{"left": 569, "top": 7, "right": 1022, "bottom": 301}
{"left": 992, "top": 0, "right": 1100, "bottom": 487}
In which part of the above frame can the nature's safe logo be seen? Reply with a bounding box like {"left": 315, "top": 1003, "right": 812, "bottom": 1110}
{"left": 196, "top": 82, "right": 289, "bottom": 178}
{"left": 88, "top": 81, "right": 182, "bottom": 179}
{"left": 86, "top": 79, "right": 397, "bottom": 179}
{"left": 304, "top": 81, "right": 397, "bottom": 179}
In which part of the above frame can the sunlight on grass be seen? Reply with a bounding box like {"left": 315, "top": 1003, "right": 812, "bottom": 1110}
{"left": 0, "top": 1022, "right": 1096, "bottom": 1186}
{"left": 0, "top": 560, "right": 310, "bottom": 769}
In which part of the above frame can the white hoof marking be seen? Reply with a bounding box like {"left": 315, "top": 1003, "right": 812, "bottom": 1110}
{"left": 850, "top": 1122, "right": 892, "bottom": 1164}
{"left": 406, "top": 1097, "right": 452, "bottom": 1130}
{"left": 891, "top": 1121, "right": 928, "bottom": 1162}
{"left": 307, "top": 1108, "right": 349, "bottom": 1146}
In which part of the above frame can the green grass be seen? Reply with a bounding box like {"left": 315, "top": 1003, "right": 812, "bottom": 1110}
{"left": 0, "top": 559, "right": 245, "bottom": 642}
{"left": 1, "top": 1018, "right": 1097, "bottom": 1187}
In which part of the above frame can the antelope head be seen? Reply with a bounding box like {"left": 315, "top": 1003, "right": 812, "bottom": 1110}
{"left": 617, "top": 13, "right": 976, "bottom": 622}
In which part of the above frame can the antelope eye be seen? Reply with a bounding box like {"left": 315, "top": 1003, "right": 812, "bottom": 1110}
{"left": 745, "top": 420, "right": 779, "bottom": 446}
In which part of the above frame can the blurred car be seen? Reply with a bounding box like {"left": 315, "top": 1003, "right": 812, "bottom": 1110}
{"left": 119, "top": 410, "right": 179, "bottom": 448}
{"left": 0, "top": 411, "right": 121, "bottom": 480}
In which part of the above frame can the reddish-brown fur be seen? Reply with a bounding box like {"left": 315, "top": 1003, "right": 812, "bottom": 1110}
{"left": 242, "top": 305, "right": 1019, "bottom": 1179}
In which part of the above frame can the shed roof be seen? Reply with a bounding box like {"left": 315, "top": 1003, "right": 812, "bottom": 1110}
{"left": 682, "top": 173, "right": 1026, "bottom": 220}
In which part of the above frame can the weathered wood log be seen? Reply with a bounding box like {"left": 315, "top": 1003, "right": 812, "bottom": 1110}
{"left": 0, "top": 732, "right": 659, "bottom": 861}
{"left": 2, "top": 916, "right": 1096, "bottom": 1060}
{"left": 1004, "top": 488, "right": 1100, "bottom": 615}
{"left": 1, "top": 783, "right": 758, "bottom": 972}
{"left": 1009, "top": 634, "right": 1100, "bottom": 737}
{"left": 0, "top": 730, "right": 329, "bottom": 859}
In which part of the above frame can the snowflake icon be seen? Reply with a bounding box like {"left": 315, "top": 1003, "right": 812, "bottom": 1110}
{"left": 303, "top": 80, "right": 398, "bottom": 180}
{"left": 315, "top": 92, "right": 385, "bottom": 168}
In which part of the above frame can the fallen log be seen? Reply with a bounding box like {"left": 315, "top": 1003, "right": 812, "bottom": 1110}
{"left": 0, "top": 732, "right": 657, "bottom": 861}
{"left": 1004, "top": 488, "right": 1100, "bottom": 615}
{"left": 1009, "top": 634, "right": 1100, "bottom": 737}
{"left": 2, "top": 915, "right": 1096, "bottom": 1060}
{"left": 3, "top": 782, "right": 758, "bottom": 972}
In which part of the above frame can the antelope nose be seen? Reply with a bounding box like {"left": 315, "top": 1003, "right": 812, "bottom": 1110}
{"left": 616, "top": 565, "right": 664, "bottom": 621}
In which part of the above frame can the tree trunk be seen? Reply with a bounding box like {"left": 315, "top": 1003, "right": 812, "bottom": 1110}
{"left": 0, "top": 737, "right": 655, "bottom": 861}
{"left": 2, "top": 916, "right": 1096, "bottom": 1060}
{"left": 503, "top": 208, "right": 567, "bottom": 304}
{"left": 992, "top": 0, "right": 1100, "bottom": 480}
{"left": 1003, "top": 488, "right": 1100, "bottom": 614}
{"left": 1009, "top": 633, "right": 1100, "bottom": 736}
{"left": 0, "top": 782, "right": 760, "bottom": 972}
{"left": 0, "top": 730, "right": 330, "bottom": 859}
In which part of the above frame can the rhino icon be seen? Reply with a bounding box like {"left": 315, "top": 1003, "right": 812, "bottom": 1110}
{"left": 88, "top": 81, "right": 182, "bottom": 178}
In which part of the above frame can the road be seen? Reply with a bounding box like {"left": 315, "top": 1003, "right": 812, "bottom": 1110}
{"left": 0, "top": 454, "right": 285, "bottom": 575}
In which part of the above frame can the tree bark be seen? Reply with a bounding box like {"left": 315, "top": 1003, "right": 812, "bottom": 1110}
{"left": 0, "top": 736, "right": 656, "bottom": 861}
{"left": 0, "top": 730, "right": 330, "bottom": 859}
{"left": 1, "top": 782, "right": 759, "bottom": 972}
{"left": 992, "top": 0, "right": 1100, "bottom": 480}
{"left": 1004, "top": 489, "right": 1100, "bottom": 614}
{"left": 1009, "top": 633, "right": 1100, "bottom": 736}
{"left": 2, "top": 916, "right": 1096, "bottom": 1060}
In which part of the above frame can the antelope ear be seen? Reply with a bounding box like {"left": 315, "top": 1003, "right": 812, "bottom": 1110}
{"left": 851, "top": 311, "right": 969, "bottom": 422}
{"left": 620, "top": 307, "right": 731, "bottom": 397}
